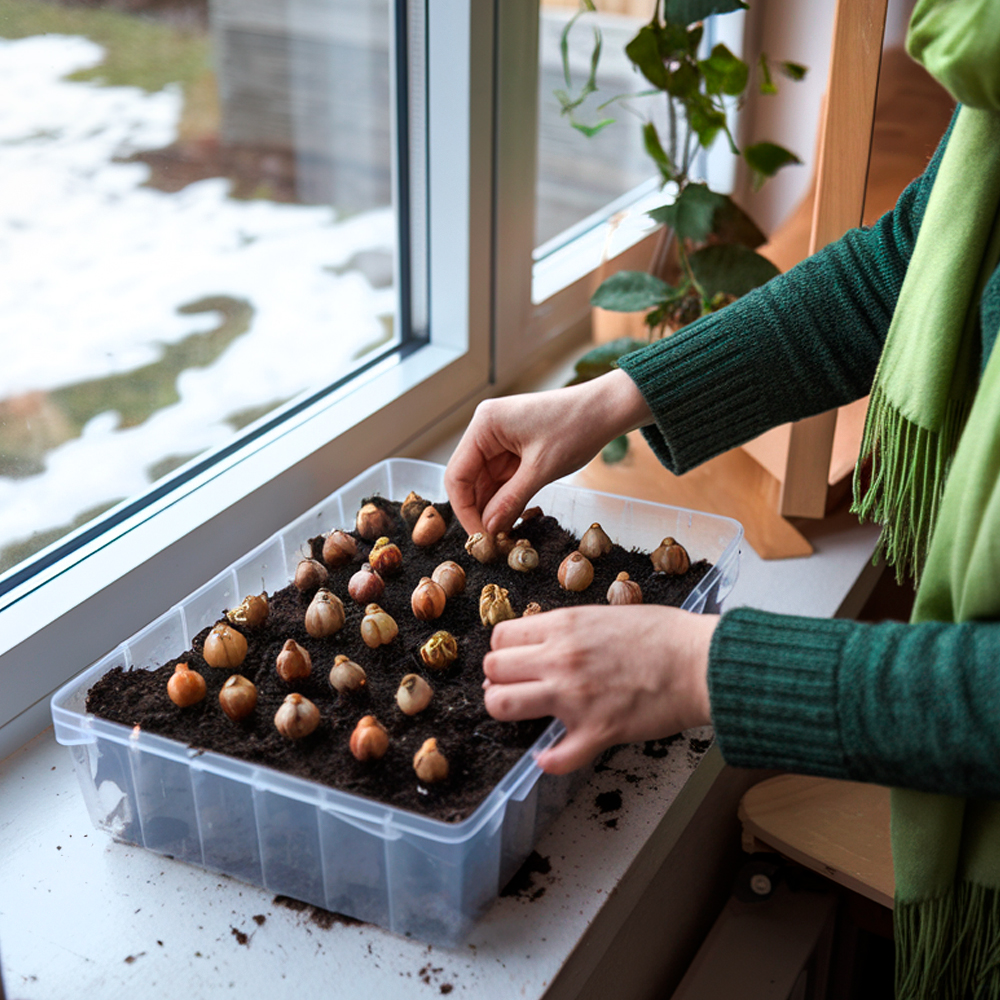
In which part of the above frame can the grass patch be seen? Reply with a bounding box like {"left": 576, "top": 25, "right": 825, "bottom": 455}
{"left": 0, "top": 499, "right": 123, "bottom": 575}
{"left": 0, "top": 0, "right": 210, "bottom": 93}
{"left": 50, "top": 295, "right": 254, "bottom": 432}
{"left": 224, "top": 398, "right": 295, "bottom": 433}
{"left": 146, "top": 451, "right": 202, "bottom": 482}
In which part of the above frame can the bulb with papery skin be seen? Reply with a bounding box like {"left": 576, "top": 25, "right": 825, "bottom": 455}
{"left": 396, "top": 674, "right": 433, "bottom": 715}
{"left": 350, "top": 715, "right": 389, "bottom": 761}
{"left": 557, "top": 551, "right": 593, "bottom": 592}
{"left": 203, "top": 624, "right": 248, "bottom": 669}
{"left": 274, "top": 693, "right": 320, "bottom": 739}
{"left": 413, "top": 738, "right": 449, "bottom": 783}
{"left": 167, "top": 663, "right": 206, "bottom": 707}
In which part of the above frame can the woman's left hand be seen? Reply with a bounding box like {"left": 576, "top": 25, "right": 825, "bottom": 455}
{"left": 482, "top": 604, "right": 718, "bottom": 774}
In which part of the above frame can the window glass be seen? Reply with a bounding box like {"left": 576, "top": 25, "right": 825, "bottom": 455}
{"left": 0, "top": 0, "right": 405, "bottom": 578}
{"left": 535, "top": 0, "right": 661, "bottom": 251}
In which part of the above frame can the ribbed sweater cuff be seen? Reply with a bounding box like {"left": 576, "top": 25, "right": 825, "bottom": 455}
{"left": 615, "top": 311, "right": 777, "bottom": 474}
{"left": 708, "top": 607, "right": 853, "bottom": 779}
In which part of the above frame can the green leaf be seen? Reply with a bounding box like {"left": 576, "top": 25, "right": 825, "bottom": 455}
{"left": 559, "top": 0, "right": 598, "bottom": 88}
{"left": 710, "top": 194, "right": 767, "bottom": 248}
{"left": 570, "top": 116, "right": 616, "bottom": 138}
{"left": 688, "top": 244, "right": 780, "bottom": 298}
{"left": 644, "top": 304, "right": 670, "bottom": 331}
{"left": 686, "top": 24, "right": 704, "bottom": 54}
{"left": 664, "top": 0, "right": 747, "bottom": 24}
{"left": 666, "top": 59, "right": 700, "bottom": 98}
{"left": 625, "top": 25, "right": 670, "bottom": 90}
{"left": 555, "top": 2, "right": 608, "bottom": 136}
{"left": 699, "top": 43, "right": 748, "bottom": 97}
{"left": 685, "top": 93, "right": 727, "bottom": 148}
{"left": 601, "top": 435, "right": 630, "bottom": 464}
{"left": 744, "top": 141, "right": 802, "bottom": 189}
{"left": 642, "top": 122, "right": 675, "bottom": 183}
{"left": 568, "top": 336, "right": 649, "bottom": 385}
{"left": 591, "top": 271, "right": 675, "bottom": 312}
{"left": 758, "top": 53, "right": 778, "bottom": 95}
{"left": 596, "top": 88, "right": 660, "bottom": 111}
{"left": 780, "top": 60, "right": 808, "bottom": 81}
{"left": 586, "top": 23, "right": 604, "bottom": 94}
{"left": 647, "top": 183, "right": 725, "bottom": 244}
{"left": 655, "top": 21, "right": 690, "bottom": 59}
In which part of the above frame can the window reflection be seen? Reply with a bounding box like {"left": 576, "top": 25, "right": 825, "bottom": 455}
{"left": 0, "top": 0, "right": 400, "bottom": 575}
{"left": 536, "top": 0, "right": 663, "bottom": 249}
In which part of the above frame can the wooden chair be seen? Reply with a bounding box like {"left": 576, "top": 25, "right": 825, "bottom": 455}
{"left": 667, "top": 776, "right": 892, "bottom": 1000}
{"left": 739, "top": 774, "right": 893, "bottom": 911}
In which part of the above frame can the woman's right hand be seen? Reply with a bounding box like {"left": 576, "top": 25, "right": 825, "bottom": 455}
{"left": 444, "top": 369, "right": 652, "bottom": 536}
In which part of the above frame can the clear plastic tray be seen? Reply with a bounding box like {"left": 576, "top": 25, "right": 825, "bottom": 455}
{"left": 51, "top": 458, "right": 742, "bottom": 946}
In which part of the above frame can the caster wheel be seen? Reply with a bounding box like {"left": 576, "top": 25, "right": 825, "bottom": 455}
{"left": 734, "top": 857, "right": 782, "bottom": 902}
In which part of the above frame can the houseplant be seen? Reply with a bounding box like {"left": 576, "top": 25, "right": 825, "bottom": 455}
{"left": 557, "top": 0, "right": 805, "bottom": 460}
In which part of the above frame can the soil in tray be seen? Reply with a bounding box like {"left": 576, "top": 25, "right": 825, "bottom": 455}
{"left": 86, "top": 497, "right": 710, "bottom": 823}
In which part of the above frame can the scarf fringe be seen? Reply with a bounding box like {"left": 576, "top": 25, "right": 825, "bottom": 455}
{"left": 896, "top": 883, "right": 1000, "bottom": 999}
{"left": 851, "top": 385, "right": 973, "bottom": 582}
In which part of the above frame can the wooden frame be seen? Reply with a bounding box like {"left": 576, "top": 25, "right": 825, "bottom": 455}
{"left": 778, "top": 0, "right": 889, "bottom": 518}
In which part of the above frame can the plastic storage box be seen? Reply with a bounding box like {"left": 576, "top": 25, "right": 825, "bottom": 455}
{"left": 51, "top": 458, "right": 742, "bottom": 946}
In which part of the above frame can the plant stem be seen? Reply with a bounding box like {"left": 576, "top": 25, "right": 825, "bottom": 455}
{"left": 667, "top": 94, "right": 678, "bottom": 178}
{"left": 681, "top": 118, "right": 698, "bottom": 177}
{"left": 678, "top": 243, "right": 705, "bottom": 300}
{"left": 681, "top": 120, "right": 695, "bottom": 177}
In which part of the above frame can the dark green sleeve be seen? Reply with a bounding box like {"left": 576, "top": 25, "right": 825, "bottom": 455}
{"left": 708, "top": 608, "right": 1000, "bottom": 799}
{"left": 616, "top": 113, "right": 956, "bottom": 475}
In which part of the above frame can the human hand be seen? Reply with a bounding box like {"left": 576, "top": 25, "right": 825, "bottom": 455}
{"left": 482, "top": 604, "right": 717, "bottom": 774}
{"left": 444, "top": 369, "right": 652, "bottom": 537}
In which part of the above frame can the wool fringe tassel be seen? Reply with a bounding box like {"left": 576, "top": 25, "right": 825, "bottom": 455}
{"left": 851, "top": 386, "right": 972, "bottom": 583}
{"left": 895, "top": 883, "right": 1000, "bottom": 999}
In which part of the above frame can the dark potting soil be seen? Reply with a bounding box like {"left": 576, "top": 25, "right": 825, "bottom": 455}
{"left": 86, "top": 496, "right": 710, "bottom": 823}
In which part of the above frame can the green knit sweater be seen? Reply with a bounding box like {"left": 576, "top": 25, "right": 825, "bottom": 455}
{"left": 618, "top": 111, "right": 1000, "bottom": 799}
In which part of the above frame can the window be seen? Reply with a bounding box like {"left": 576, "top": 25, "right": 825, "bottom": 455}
{"left": 503, "top": 2, "right": 746, "bottom": 329}
{"left": 535, "top": 2, "right": 664, "bottom": 250}
{"left": 0, "top": 0, "right": 414, "bottom": 587}
{"left": 0, "top": 0, "right": 504, "bottom": 756}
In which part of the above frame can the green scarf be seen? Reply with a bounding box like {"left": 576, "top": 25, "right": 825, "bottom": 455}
{"left": 852, "top": 1, "right": 1000, "bottom": 995}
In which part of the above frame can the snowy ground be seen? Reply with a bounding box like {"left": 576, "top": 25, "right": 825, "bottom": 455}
{"left": 0, "top": 33, "right": 395, "bottom": 558}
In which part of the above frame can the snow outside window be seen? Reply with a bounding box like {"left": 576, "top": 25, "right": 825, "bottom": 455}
{"left": 0, "top": 0, "right": 498, "bottom": 758}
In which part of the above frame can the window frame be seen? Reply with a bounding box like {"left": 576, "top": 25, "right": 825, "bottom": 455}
{"left": 493, "top": 2, "right": 655, "bottom": 386}
{"left": 0, "top": 0, "right": 499, "bottom": 758}
{"left": 494, "top": 3, "right": 749, "bottom": 385}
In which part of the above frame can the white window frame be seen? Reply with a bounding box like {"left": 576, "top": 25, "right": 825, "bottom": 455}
{"left": 494, "top": 2, "right": 658, "bottom": 385}
{"left": 0, "top": 0, "right": 503, "bottom": 759}
{"left": 494, "top": 3, "right": 748, "bottom": 384}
